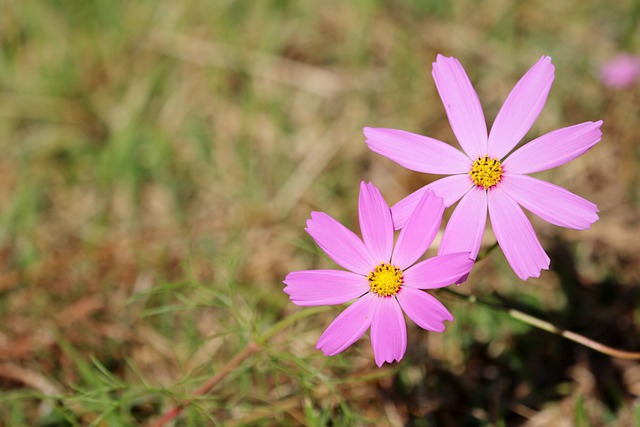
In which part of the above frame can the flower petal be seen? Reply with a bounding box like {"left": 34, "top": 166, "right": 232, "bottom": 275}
{"left": 403, "top": 253, "right": 474, "bottom": 289}
{"left": 438, "top": 187, "right": 487, "bottom": 260}
{"left": 370, "top": 297, "right": 407, "bottom": 367}
{"left": 391, "top": 190, "right": 444, "bottom": 270}
{"left": 501, "top": 174, "right": 599, "bottom": 230}
{"left": 391, "top": 175, "right": 473, "bottom": 229}
{"left": 316, "top": 293, "right": 377, "bottom": 356}
{"left": 488, "top": 56, "right": 555, "bottom": 159}
{"left": 363, "top": 127, "right": 471, "bottom": 174}
{"left": 396, "top": 287, "right": 453, "bottom": 332}
{"left": 502, "top": 121, "right": 603, "bottom": 174}
{"left": 432, "top": 54, "right": 488, "bottom": 158}
{"left": 284, "top": 270, "right": 370, "bottom": 306}
{"left": 306, "top": 212, "right": 376, "bottom": 275}
{"left": 488, "top": 187, "right": 550, "bottom": 280}
{"left": 358, "top": 182, "right": 394, "bottom": 263}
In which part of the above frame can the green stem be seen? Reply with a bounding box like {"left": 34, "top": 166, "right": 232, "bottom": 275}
{"left": 441, "top": 288, "right": 640, "bottom": 360}
{"left": 257, "top": 306, "right": 332, "bottom": 344}
{"left": 476, "top": 241, "right": 499, "bottom": 261}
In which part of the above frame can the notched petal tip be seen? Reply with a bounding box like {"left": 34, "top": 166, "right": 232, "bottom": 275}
{"left": 315, "top": 342, "right": 333, "bottom": 356}
{"left": 283, "top": 270, "right": 370, "bottom": 307}
{"left": 434, "top": 53, "right": 456, "bottom": 65}
{"left": 306, "top": 211, "right": 322, "bottom": 224}
{"left": 282, "top": 273, "right": 294, "bottom": 291}
{"left": 362, "top": 126, "right": 377, "bottom": 136}
{"left": 540, "top": 55, "right": 553, "bottom": 64}
{"left": 518, "top": 261, "right": 550, "bottom": 281}
{"left": 535, "top": 55, "right": 554, "bottom": 74}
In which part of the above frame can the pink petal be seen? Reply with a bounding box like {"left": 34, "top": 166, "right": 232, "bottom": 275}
{"left": 488, "top": 187, "right": 550, "bottom": 280}
{"left": 488, "top": 56, "right": 555, "bottom": 159}
{"left": 306, "top": 212, "right": 376, "bottom": 275}
{"left": 403, "top": 253, "right": 474, "bottom": 289}
{"left": 316, "top": 293, "right": 377, "bottom": 356}
{"left": 396, "top": 287, "right": 453, "bottom": 332}
{"left": 502, "top": 121, "right": 603, "bottom": 174}
{"left": 391, "top": 175, "right": 473, "bottom": 229}
{"left": 363, "top": 127, "right": 471, "bottom": 174}
{"left": 358, "top": 182, "right": 394, "bottom": 263}
{"left": 370, "top": 297, "right": 407, "bottom": 367}
{"left": 501, "top": 174, "right": 599, "bottom": 230}
{"left": 432, "top": 55, "right": 488, "bottom": 158}
{"left": 391, "top": 190, "right": 444, "bottom": 270}
{"left": 438, "top": 187, "right": 487, "bottom": 260}
{"left": 284, "top": 270, "right": 370, "bottom": 306}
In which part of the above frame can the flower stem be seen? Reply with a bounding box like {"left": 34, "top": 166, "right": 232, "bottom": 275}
{"left": 149, "top": 306, "right": 332, "bottom": 426}
{"left": 476, "top": 241, "right": 499, "bottom": 261}
{"left": 441, "top": 288, "right": 640, "bottom": 360}
{"left": 257, "top": 306, "right": 332, "bottom": 344}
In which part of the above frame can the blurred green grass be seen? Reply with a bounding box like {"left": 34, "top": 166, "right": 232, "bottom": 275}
{"left": 1, "top": 0, "right": 639, "bottom": 425}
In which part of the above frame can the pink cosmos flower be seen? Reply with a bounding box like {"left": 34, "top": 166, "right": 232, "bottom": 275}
{"left": 600, "top": 54, "right": 640, "bottom": 88}
{"left": 364, "top": 55, "right": 602, "bottom": 281}
{"left": 284, "top": 182, "right": 473, "bottom": 367}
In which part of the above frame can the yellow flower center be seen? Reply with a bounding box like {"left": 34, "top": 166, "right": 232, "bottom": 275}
{"left": 367, "top": 263, "right": 403, "bottom": 297}
{"left": 470, "top": 156, "right": 503, "bottom": 189}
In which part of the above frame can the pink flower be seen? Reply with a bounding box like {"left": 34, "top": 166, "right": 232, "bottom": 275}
{"left": 364, "top": 55, "right": 602, "bottom": 281}
{"left": 284, "top": 182, "right": 473, "bottom": 367}
{"left": 600, "top": 54, "right": 640, "bottom": 88}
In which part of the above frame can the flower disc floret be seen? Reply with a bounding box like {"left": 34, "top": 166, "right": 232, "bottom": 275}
{"left": 367, "top": 263, "right": 403, "bottom": 297}
{"left": 470, "top": 156, "right": 503, "bottom": 189}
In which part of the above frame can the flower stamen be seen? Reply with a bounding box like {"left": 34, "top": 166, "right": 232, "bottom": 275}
{"left": 367, "top": 263, "right": 403, "bottom": 297}
{"left": 470, "top": 156, "right": 503, "bottom": 189}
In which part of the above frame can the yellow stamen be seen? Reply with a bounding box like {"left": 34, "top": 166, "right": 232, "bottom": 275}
{"left": 470, "top": 156, "right": 503, "bottom": 189}
{"left": 367, "top": 263, "right": 403, "bottom": 297}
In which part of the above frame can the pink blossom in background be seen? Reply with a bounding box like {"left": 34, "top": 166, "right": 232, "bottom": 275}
{"left": 284, "top": 182, "right": 473, "bottom": 367}
{"left": 600, "top": 54, "right": 640, "bottom": 88}
{"left": 365, "top": 55, "right": 602, "bottom": 281}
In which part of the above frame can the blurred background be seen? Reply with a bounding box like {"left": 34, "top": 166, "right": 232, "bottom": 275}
{"left": 1, "top": 0, "right": 639, "bottom": 425}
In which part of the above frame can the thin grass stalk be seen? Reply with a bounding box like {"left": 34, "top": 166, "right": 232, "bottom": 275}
{"left": 441, "top": 288, "right": 640, "bottom": 360}
{"left": 150, "top": 306, "right": 332, "bottom": 426}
